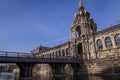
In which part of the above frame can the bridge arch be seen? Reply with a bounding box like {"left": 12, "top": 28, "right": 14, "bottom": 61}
{"left": 65, "top": 64, "right": 81, "bottom": 75}
{"left": 33, "top": 64, "right": 52, "bottom": 75}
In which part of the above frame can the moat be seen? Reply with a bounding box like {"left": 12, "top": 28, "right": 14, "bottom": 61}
{"left": 0, "top": 72, "right": 120, "bottom": 80}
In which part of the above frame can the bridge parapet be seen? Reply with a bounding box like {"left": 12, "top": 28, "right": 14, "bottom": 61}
{"left": 0, "top": 51, "right": 32, "bottom": 58}
{"left": 0, "top": 51, "right": 84, "bottom": 60}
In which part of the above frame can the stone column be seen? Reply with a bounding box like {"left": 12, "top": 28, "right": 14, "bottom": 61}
{"left": 111, "top": 36, "right": 116, "bottom": 48}
{"left": 101, "top": 37, "right": 106, "bottom": 50}
{"left": 64, "top": 49, "right": 66, "bottom": 57}
{"left": 72, "top": 29, "right": 77, "bottom": 40}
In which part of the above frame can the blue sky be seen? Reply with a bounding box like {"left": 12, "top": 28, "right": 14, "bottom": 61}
{"left": 0, "top": 0, "right": 120, "bottom": 52}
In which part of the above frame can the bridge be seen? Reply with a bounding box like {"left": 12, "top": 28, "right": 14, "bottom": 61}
{"left": 0, "top": 51, "right": 83, "bottom": 80}
{"left": 1, "top": 51, "right": 120, "bottom": 80}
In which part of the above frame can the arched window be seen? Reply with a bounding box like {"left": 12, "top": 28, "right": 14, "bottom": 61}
{"left": 66, "top": 48, "right": 69, "bottom": 56}
{"left": 105, "top": 37, "right": 112, "bottom": 48}
{"left": 59, "top": 50, "right": 61, "bottom": 56}
{"left": 55, "top": 51, "right": 57, "bottom": 57}
{"left": 115, "top": 34, "right": 120, "bottom": 46}
{"left": 62, "top": 49, "right": 65, "bottom": 56}
{"left": 50, "top": 53, "right": 51, "bottom": 58}
{"left": 96, "top": 39, "right": 103, "bottom": 49}
{"left": 76, "top": 26, "right": 81, "bottom": 39}
{"left": 52, "top": 52, "right": 54, "bottom": 57}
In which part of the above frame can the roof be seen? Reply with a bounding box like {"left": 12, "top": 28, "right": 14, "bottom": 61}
{"left": 96, "top": 24, "right": 120, "bottom": 35}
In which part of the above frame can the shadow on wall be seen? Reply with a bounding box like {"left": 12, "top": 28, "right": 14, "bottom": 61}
{"left": 65, "top": 61, "right": 89, "bottom": 75}
{"left": 101, "top": 75, "right": 120, "bottom": 80}
{"left": 102, "top": 66, "right": 120, "bottom": 75}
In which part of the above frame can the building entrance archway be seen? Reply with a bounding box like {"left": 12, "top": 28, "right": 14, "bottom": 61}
{"left": 77, "top": 43, "right": 83, "bottom": 58}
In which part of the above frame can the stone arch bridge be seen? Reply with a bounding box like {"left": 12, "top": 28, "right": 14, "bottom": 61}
{"left": 0, "top": 51, "right": 120, "bottom": 80}
{"left": 0, "top": 51, "right": 84, "bottom": 80}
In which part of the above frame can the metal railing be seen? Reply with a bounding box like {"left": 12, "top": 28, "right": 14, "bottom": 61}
{"left": 1, "top": 50, "right": 120, "bottom": 61}
{"left": 0, "top": 51, "right": 32, "bottom": 58}
{"left": 0, "top": 51, "right": 85, "bottom": 61}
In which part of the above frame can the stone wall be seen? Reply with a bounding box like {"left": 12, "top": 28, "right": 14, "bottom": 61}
{"left": 33, "top": 58, "right": 120, "bottom": 76}
{"left": 80, "top": 58, "right": 120, "bottom": 75}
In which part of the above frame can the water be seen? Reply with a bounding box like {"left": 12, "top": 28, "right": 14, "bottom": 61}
{"left": 0, "top": 72, "right": 14, "bottom": 80}
{"left": 0, "top": 72, "right": 120, "bottom": 80}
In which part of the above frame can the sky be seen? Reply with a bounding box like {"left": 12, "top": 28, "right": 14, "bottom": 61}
{"left": 0, "top": 0, "right": 120, "bottom": 53}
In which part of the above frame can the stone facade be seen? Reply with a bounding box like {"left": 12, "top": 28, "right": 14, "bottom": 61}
{"left": 33, "top": 2, "right": 120, "bottom": 75}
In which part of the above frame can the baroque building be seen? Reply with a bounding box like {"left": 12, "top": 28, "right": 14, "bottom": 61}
{"left": 33, "top": 2, "right": 120, "bottom": 75}
{"left": 33, "top": 2, "right": 120, "bottom": 60}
